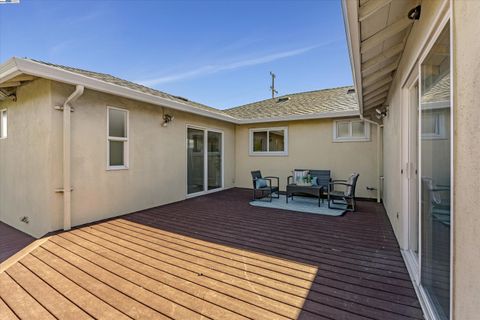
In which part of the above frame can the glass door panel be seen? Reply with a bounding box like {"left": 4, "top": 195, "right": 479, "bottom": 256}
{"left": 207, "top": 131, "right": 222, "bottom": 190}
{"left": 420, "top": 22, "right": 450, "bottom": 320}
{"left": 187, "top": 128, "right": 205, "bottom": 194}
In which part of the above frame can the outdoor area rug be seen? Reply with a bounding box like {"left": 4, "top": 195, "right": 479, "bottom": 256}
{"left": 250, "top": 195, "right": 346, "bottom": 216}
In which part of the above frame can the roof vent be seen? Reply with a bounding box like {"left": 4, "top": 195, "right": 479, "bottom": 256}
{"left": 277, "top": 97, "right": 290, "bottom": 103}
{"left": 173, "top": 95, "right": 189, "bottom": 102}
{"left": 347, "top": 88, "right": 355, "bottom": 94}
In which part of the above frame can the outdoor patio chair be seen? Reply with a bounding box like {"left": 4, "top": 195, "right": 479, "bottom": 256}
{"left": 327, "top": 173, "right": 359, "bottom": 212}
{"left": 422, "top": 177, "right": 451, "bottom": 226}
{"left": 251, "top": 170, "right": 280, "bottom": 202}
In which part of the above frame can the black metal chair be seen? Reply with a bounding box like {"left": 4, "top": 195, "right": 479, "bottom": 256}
{"left": 327, "top": 173, "right": 359, "bottom": 212}
{"left": 251, "top": 170, "right": 280, "bottom": 202}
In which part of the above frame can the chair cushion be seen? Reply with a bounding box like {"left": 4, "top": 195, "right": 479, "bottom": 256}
{"left": 311, "top": 176, "right": 318, "bottom": 186}
{"left": 255, "top": 178, "right": 268, "bottom": 189}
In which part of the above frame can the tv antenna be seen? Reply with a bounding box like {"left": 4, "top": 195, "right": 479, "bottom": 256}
{"left": 270, "top": 72, "right": 278, "bottom": 98}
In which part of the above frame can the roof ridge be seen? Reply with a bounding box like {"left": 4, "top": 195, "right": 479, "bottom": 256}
{"left": 225, "top": 85, "right": 354, "bottom": 111}
{"left": 13, "top": 57, "right": 358, "bottom": 122}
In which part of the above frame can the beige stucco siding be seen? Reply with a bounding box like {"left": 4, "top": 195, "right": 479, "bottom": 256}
{"left": 381, "top": 0, "right": 445, "bottom": 248}
{"left": 0, "top": 79, "right": 62, "bottom": 238}
{"left": 452, "top": 1, "right": 480, "bottom": 319}
{"left": 234, "top": 119, "right": 379, "bottom": 199}
{"left": 51, "top": 82, "right": 235, "bottom": 229}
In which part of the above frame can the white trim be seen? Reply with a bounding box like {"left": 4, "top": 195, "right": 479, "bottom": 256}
{"left": 235, "top": 110, "right": 360, "bottom": 124}
{"left": 0, "top": 108, "right": 7, "bottom": 139}
{"left": 341, "top": 0, "right": 364, "bottom": 115}
{"left": 402, "top": 250, "right": 436, "bottom": 320}
{"left": 186, "top": 124, "right": 225, "bottom": 198}
{"left": 332, "top": 119, "right": 370, "bottom": 142}
{"left": 248, "top": 126, "right": 288, "bottom": 156}
{"left": 106, "top": 106, "right": 129, "bottom": 170}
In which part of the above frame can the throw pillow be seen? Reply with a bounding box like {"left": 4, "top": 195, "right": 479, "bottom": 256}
{"left": 255, "top": 178, "right": 268, "bottom": 188}
{"left": 293, "top": 170, "right": 309, "bottom": 184}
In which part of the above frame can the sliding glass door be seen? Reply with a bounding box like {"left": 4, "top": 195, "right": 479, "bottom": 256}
{"left": 187, "top": 127, "right": 223, "bottom": 196}
{"left": 419, "top": 22, "right": 451, "bottom": 320}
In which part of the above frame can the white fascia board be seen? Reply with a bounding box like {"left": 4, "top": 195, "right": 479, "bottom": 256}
{"left": 341, "top": 0, "right": 364, "bottom": 115}
{"left": 0, "top": 57, "right": 22, "bottom": 83}
{"left": 12, "top": 58, "right": 238, "bottom": 124}
{"left": 236, "top": 110, "right": 360, "bottom": 124}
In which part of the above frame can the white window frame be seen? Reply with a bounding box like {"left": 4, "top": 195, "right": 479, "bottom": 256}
{"left": 248, "top": 127, "right": 288, "bottom": 156}
{"left": 0, "top": 109, "right": 7, "bottom": 139}
{"left": 421, "top": 103, "right": 448, "bottom": 140}
{"left": 107, "top": 106, "right": 129, "bottom": 170}
{"left": 332, "top": 119, "right": 370, "bottom": 142}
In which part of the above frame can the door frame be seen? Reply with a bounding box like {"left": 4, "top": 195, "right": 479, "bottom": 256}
{"left": 402, "top": 71, "right": 421, "bottom": 285}
{"left": 186, "top": 124, "right": 225, "bottom": 198}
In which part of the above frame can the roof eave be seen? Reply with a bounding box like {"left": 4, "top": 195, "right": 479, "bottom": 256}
{"left": 341, "top": 0, "right": 364, "bottom": 115}
{"left": 7, "top": 57, "right": 238, "bottom": 124}
{"left": 0, "top": 57, "right": 22, "bottom": 83}
{"left": 1, "top": 57, "right": 360, "bottom": 124}
{"left": 235, "top": 110, "right": 360, "bottom": 124}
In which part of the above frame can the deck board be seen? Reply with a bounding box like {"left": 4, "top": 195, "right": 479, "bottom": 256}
{"left": 0, "top": 188, "right": 424, "bottom": 319}
{"left": 0, "top": 222, "right": 35, "bottom": 264}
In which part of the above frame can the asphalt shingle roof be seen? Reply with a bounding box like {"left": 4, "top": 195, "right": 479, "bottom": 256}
{"left": 223, "top": 86, "right": 359, "bottom": 120}
{"left": 29, "top": 59, "right": 231, "bottom": 119}
{"left": 28, "top": 59, "right": 359, "bottom": 121}
{"left": 422, "top": 72, "right": 450, "bottom": 103}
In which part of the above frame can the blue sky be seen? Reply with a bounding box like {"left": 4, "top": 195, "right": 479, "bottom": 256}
{"left": 0, "top": 0, "right": 353, "bottom": 109}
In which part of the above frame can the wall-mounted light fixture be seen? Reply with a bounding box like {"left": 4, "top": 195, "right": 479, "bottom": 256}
{"left": 375, "top": 106, "right": 388, "bottom": 120}
{"left": 408, "top": 5, "right": 421, "bottom": 20}
{"left": 161, "top": 108, "right": 174, "bottom": 127}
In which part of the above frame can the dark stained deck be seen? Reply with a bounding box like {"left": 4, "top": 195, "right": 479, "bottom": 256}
{"left": 0, "top": 188, "right": 423, "bottom": 319}
{"left": 0, "top": 222, "right": 35, "bottom": 263}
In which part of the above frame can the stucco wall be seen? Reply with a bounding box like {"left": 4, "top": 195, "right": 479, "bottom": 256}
{"left": 381, "top": 0, "right": 445, "bottom": 248}
{"left": 0, "top": 79, "right": 62, "bottom": 238}
{"left": 234, "top": 118, "right": 379, "bottom": 199}
{"left": 51, "top": 82, "right": 236, "bottom": 229}
{"left": 452, "top": 1, "right": 480, "bottom": 318}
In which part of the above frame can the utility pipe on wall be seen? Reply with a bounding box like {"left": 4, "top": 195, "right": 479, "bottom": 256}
{"left": 361, "top": 116, "right": 383, "bottom": 203}
{"left": 62, "top": 85, "right": 84, "bottom": 230}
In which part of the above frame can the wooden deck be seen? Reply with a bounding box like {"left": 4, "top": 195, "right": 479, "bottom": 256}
{"left": 0, "top": 188, "right": 423, "bottom": 319}
{"left": 0, "top": 222, "right": 35, "bottom": 264}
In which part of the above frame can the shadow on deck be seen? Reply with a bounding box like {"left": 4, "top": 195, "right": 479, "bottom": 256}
{"left": 0, "top": 188, "right": 423, "bottom": 319}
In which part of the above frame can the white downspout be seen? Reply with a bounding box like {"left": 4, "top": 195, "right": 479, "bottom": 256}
{"left": 361, "top": 115, "right": 383, "bottom": 203}
{"left": 62, "top": 85, "right": 84, "bottom": 231}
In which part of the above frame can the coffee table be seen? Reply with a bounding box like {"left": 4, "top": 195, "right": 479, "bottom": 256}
{"left": 286, "top": 184, "right": 324, "bottom": 207}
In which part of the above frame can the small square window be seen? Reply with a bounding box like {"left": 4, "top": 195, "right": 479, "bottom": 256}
{"left": 333, "top": 119, "right": 370, "bottom": 142}
{"left": 249, "top": 127, "right": 288, "bottom": 156}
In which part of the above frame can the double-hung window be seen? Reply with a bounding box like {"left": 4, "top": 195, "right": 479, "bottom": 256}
{"left": 249, "top": 127, "right": 288, "bottom": 156}
{"left": 0, "top": 109, "right": 7, "bottom": 139}
{"left": 333, "top": 119, "right": 370, "bottom": 142}
{"left": 107, "top": 107, "right": 128, "bottom": 169}
{"left": 421, "top": 109, "right": 446, "bottom": 139}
